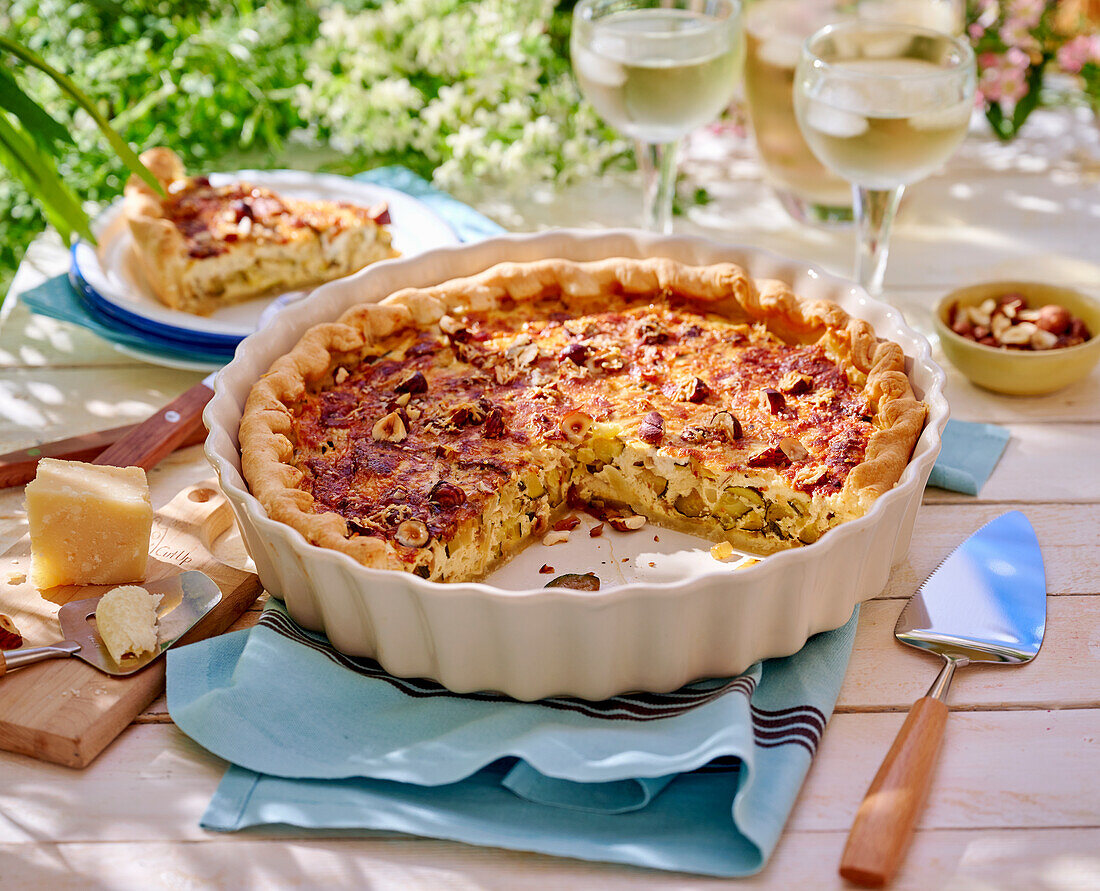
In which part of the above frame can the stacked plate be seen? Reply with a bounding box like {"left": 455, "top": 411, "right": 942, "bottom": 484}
{"left": 69, "top": 170, "right": 461, "bottom": 371}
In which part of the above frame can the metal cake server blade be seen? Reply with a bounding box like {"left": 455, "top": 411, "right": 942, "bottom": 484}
{"left": 839, "top": 511, "right": 1047, "bottom": 887}
{"left": 0, "top": 571, "right": 221, "bottom": 678}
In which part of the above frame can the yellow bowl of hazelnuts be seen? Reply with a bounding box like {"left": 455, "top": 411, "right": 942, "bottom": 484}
{"left": 934, "top": 281, "right": 1100, "bottom": 396}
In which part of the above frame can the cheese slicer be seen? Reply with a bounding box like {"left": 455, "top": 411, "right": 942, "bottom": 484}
{"left": 0, "top": 570, "right": 221, "bottom": 677}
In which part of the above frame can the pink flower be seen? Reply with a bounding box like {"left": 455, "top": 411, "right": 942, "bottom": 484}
{"left": 1057, "top": 35, "right": 1100, "bottom": 74}
{"left": 1007, "top": 0, "right": 1044, "bottom": 29}
{"left": 977, "top": 48, "right": 1031, "bottom": 104}
{"left": 999, "top": 16, "right": 1040, "bottom": 54}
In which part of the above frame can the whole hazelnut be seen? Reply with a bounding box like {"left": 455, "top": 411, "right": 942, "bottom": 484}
{"left": 429, "top": 481, "right": 467, "bottom": 508}
{"left": 952, "top": 316, "right": 974, "bottom": 337}
{"left": 395, "top": 370, "right": 428, "bottom": 395}
{"left": 395, "top": 519, "right": 430, "bottom": 548}
{"left": 637, "top": 411, "right": 664, "bottom": 445}
{"left": 560, "top": 342, "right": 589, "bottom": 366}
{"left": 1068, "top": 317, "right": 1091, "bottom": 341}
{"left": 1035, "top": 304, "right": 1072, "bottom": 335}
{"left": 0, "top": 614, "right": 22, "bottom": 649}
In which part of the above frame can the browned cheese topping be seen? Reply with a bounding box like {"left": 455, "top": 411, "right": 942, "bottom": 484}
{"left": 291, "top": 294, "right": 875, "bottom": 553}
{"left": 163, "top": 177, "right": 391, "bottom": 259}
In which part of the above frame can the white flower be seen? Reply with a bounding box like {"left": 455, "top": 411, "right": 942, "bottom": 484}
{"left": 300, "top": 0, "right": 632, "bottom": 186}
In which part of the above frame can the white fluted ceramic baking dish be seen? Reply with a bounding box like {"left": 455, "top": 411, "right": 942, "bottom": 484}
{"left": 205, "top": 230, "right": 948, "bottom": 700}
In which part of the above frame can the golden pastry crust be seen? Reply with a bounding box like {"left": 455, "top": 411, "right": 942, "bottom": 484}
{"left": 240, "top": 258, "right": 927, "bottom": 580}
{"left": 123, "top": 148, "right": 398, "bottom": 315}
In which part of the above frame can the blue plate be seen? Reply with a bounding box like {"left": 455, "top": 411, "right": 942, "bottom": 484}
{"left": 70, "top": 250, "right": 243, "bottom": 350}
{"left": 65, "top": 268, "right": 236, "bottom": 369}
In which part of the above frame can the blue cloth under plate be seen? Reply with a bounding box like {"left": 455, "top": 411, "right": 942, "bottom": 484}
{"left": 926, "top": 419, "right": 1010, "bottom": 496}
{"left": 168, "top": 599, "right": 858, "bottom": 877}
{"left": 20, "top": 273, "right": 234, "bottom": 365}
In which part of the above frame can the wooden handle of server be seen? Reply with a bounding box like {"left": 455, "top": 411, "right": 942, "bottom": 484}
{"left": 839, "top": 696, "right": 949, "bottom": 887}
{"left": 92, "top": 382, "right": 213, "bottom": 471}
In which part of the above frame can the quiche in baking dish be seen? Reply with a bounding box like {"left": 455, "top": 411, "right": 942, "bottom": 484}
{"left": 240, "top": 258, "right": 926, "bottom": 582}
{"left": 123, "top": 148, "right": 397, "bottom": 315}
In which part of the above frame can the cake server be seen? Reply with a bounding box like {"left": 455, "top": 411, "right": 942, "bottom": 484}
{"left": 0, "top": 570, "right": 221, "bottom": 677}
{"left": 839, "top": 510, "right": 1046, "bottom": 887}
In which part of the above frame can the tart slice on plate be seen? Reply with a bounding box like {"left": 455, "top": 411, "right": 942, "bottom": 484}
{"left": 240, "top": 257, "right": 927, "bottom": 582}
{"left": 123, "top": 148, "right": 398, "bottom": 316}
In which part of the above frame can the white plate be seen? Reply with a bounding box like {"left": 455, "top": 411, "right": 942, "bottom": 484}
{"left": 72, "top": 170, "right": 461, "bottom": 342}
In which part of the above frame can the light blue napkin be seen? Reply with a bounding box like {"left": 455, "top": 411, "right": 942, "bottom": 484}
{"left": 926, "top": 418, "right": 1010, "bottom": 495}
{"left": 168, "top": 599, "right": 858, "bottom": 877}
{"left": 356, "top": 166, "right": 506, "bottom": 240}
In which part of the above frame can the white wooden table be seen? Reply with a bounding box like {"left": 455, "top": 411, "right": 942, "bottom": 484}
{"left": 2, "top": 108, "right": 1099, "bottom": 889}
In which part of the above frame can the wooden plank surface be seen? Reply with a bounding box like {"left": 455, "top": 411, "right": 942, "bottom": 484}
{"left": 1, "top": 106, "right": 1098, "bottom": 887}
{"left": 4, "top": 827, "right": 1100, "bottom": 891}
{"left": 2, "top": 710, "right": 1097, "bottom": 841}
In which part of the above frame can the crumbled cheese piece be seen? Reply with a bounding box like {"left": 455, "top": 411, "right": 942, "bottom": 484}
{"left": 25, "top": 458, "right": 153, "bottom": 589}
{"left": 95, "top": 585, "right": 162, "bottom": 663}
{"left": 710, "top": 541, "right": 735, "bottom": 561}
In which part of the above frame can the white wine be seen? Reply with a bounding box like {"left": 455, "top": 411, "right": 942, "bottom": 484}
{"left": 795, "top": 57, "right": 971, "bottom": 189}
{"left": 792, "top": 19, "right": 975, "bottom": 294}
{"left": 744, "top": 0, "right": 963, "bottom": 219}
{"left": 743, "top": 1, "right": 851, "bottom": 213}
{"left": 859, "top": 0, "right": 963, "bottom": 34}
{"left": 572, "top": 9, "right": 742, "bottom": 145}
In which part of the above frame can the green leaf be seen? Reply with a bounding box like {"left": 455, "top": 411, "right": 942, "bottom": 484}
{"left": 0, "top": 34, "right": 164, "bottom": 196}
{"left": 1010, "top": 60, "right": 1047, "bottom": 134}
{"left": 0, "top": 113, "right": 94, "bottom": 244}
{"left": 984, "top": 102, "right": 1016, "bottom": 141}
{"left": 0, "top": 68, "right": 74, "bottom": 148}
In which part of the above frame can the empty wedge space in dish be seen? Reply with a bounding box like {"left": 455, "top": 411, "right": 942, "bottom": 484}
{"left": 205, "top": 230, "right": 948, "bottom": 700}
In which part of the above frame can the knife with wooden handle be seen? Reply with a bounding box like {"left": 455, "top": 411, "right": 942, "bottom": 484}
{"left": 0, "top": 373, "right": 216, "bottom": 484}
{"left": 0, "top": 418, "right": 207, "bottom": 488}
{"left": 92, "top": 375, "right": 215, "bottom": 469}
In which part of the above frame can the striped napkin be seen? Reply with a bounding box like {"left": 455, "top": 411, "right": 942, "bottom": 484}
{"left": 167, "top": 599, "right": 857, "bottom": 877}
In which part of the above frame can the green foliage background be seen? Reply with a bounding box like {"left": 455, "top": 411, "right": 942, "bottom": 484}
{"left": 0, "top": 0, "right": 591, "bottom": 297}
{"left": 0, "top": 0, "right": 329, "bottom": 295}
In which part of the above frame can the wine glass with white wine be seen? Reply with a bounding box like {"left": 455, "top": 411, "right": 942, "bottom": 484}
{"left": 571, "top": 0, "right": 743, "bottom": 234}
{"left": 793, "top": 21, "right": 976, "bottom": 296}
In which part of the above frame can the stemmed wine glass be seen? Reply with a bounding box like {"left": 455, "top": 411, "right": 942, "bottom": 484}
{"left": 571, "top": 0, "right": 743, "bottom": 234}
{"left": 792, "top": 21, "right": 976, "bottom": 296}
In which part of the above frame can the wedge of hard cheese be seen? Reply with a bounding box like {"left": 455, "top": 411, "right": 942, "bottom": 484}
{"left": 25, "top": 458, "right": 153, "bottom": 589}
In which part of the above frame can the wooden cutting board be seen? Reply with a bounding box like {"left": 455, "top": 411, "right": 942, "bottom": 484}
{"left": 0, "top": 481, "right": 262, "bottom": 768}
